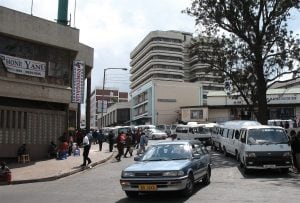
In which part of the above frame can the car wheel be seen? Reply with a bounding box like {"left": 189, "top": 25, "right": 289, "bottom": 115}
{"left": 281, "top": 168, "right": 289, "bottom": 174}
{"left": 223, "top": 146, "right": 228, "bottom": 157}
{"left": 182, "top": 174, "right": 194, "bottom": 197}
{"left": 235, "top": 150, "right": 239, "bottom": 161}
{"left": 125, "top": 191, "right": 139, "bottom": 198}
{"left": 218, "top": 143, "right": 222, "bottom": 152}
{"left": 152, "top": 135, "right": 155, "bottom": 140}
{"left": 202, "top": 166, "right": 211, "bottom": 185}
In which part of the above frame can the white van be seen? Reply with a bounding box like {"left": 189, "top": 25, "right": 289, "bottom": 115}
{"left": 239, "top": 125, "right": 292, "bottom": 173}
{"left": 220, "top": 120, "right": 261, "bottom": 159}
{"left": 175, "top": 123, "right": 213, "bottom": 145}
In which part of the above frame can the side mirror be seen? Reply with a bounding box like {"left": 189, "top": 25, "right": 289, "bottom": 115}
{"left": 193, "top": 154, "right": 201, "bottom": 159}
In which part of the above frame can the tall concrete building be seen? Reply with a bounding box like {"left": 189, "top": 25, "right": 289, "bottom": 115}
{"left": 130, "top": 30, "right": 223, "bottom": 125}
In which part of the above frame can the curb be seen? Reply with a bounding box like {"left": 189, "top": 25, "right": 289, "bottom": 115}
{"left": 10, "top": 152, "right": 114, "bottom": 185}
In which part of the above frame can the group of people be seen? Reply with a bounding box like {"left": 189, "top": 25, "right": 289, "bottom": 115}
{"left": 47, "top": 131, "right": 82, "bottom": 160}
{"left": 114, "top": 129, "right": 148, "bottom": 162}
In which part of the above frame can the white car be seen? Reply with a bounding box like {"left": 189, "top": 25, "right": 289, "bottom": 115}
{"left": 145, "top": 129, "right": 167, "bottom": 140}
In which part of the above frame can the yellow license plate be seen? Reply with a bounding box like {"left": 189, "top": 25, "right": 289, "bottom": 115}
{"left": 138, "top": 184, "right": 157, "bottom": 191}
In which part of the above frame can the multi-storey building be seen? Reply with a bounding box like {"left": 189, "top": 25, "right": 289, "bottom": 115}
{"left": 130, "top": 30, "right": 223, "bottom": 125}
{"left": 0, "top": 6, "right": 93, "bottom": 160}
{"left": 90, "top": 88, "right": 128, "bottom": 128}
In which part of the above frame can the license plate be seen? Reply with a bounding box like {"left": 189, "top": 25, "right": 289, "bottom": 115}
{"left": 263, "top": 164, "right": 276, "bottom": 168}
{"left": 138, "top": 184, "right": 157, "bottom": 191}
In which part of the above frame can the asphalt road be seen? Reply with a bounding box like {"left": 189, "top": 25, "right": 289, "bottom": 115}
{"left": 0, "top": 140, "right": 299, "bottom": 203}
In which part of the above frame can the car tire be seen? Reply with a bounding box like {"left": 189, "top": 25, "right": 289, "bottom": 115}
{"left": 241, "top": 159, "right": 249, "bottom": 174}
{"left": 218, "top": 143, "right": 222, "bottom": 152}
{"left": 202, "top": 166, "right": 211, "bottom": 185}
{"left": 281, "top": 168, "right": 289, "bottom": 174}
{"left": 125, "top": 191, "right": 139, "bottom": 198}
{"left": 182, "top": 174, "right": 194, "bottom": 197}
{"left": 223, "top": 146, "right": 228, "bottom": 157}
{"left": 235, "top": 150, "right": 239, "bottom": 161}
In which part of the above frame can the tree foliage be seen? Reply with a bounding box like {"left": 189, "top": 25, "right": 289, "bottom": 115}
{"left": 185, "top": 0, "right": 300, "bottom": 124}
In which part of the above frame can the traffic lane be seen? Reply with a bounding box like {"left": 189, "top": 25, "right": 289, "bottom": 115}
{"left": 0, "top": 141, "right": 299, "bottom": 203}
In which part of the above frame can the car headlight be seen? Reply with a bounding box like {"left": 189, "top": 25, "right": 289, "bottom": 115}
{"left": 246, "top": 152, "right": 256, "bottom": 158}
{"left": 283, "top": 152, "right": 291, "bottom": 157}
{"left": 162, "top": 170, "right": 185, "bottom": 177}
{"left": 122, "top": 171, "right": 135, "bottom": 177}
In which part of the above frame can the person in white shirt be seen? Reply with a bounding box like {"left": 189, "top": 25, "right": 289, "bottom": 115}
{"left": 81, "top": 133, "right": 92, "bottom": 167}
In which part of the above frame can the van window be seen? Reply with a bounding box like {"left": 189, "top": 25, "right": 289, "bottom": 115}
{"left": 240, "top": 130, "right": 246, "bottom": 143}
{"left": 235, "top": 130, "right": 240, "bottom": 140}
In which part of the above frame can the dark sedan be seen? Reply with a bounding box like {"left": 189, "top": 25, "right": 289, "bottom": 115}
{"left": 120, "top": 140, "right": 211, "bottom": 198}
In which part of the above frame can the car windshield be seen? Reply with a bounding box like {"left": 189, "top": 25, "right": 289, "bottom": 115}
{"left": 247, "top": 128, "right": 289, "bottom": 145}
{"left": 141, "top": 144, "right": 192, "bottom": 161}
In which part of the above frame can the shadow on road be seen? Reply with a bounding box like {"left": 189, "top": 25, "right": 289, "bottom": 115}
{"left": 210, "top": 149, "right": 239, "bottom": 169}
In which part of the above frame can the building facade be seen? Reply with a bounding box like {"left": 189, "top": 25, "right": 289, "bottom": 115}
{"left": 130, "top": 80, "right": 203, "bottom": 125}
{"left": 179, "top": 87, "right": 300, "bottom": 124}
{"left": 0, "top": 6, "right": 93, "bottom": 160}
{"left": 98, "top": 102, "right": 131, "bottom": 128}
{"left": 90, "top": 88, "right": 128, "bottom": 128}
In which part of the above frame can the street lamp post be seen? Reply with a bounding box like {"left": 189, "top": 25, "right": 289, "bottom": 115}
{"left": 101, "top": 68, "right": 127, "bottom": 129}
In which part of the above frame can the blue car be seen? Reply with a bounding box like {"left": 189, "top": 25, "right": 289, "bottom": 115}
{"left": 120, "top": 140, "right": 211, "bottom": 198}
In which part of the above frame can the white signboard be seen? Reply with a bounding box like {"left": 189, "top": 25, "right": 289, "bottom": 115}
{"left": 0, "top": 53, "right": 46, "bottom": 78}
{"left": 72, "top": 60, "right": 85, "bottom": 103}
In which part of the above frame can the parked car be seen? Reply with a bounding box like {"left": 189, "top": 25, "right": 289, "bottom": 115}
{"left": 120, "top": 140, "right": 211, "bottom": 198}
{"left": 145, "top": 128, "right": 167, "bottom": 140}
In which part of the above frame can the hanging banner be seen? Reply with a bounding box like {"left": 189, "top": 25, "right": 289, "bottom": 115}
{"left": 72, "top": 60, "right": 85, "bottom": 103}
{"left": 0, "top": 53, "right": 46, "bottom": 78}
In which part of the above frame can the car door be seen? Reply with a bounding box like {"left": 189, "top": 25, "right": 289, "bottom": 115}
{"left": 191, "top": 143, "right": 206, "bottom": 180}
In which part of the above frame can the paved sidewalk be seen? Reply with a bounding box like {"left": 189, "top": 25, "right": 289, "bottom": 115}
{"left": 8, "top": 143, "right": 114, "bottom": 184}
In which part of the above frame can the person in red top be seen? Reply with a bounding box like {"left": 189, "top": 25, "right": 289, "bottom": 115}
{"left": 58, "top": 141, "right": 69, "bottom": 159}
{"left": 115, "top": 131, "right": 126, "bottom": 161}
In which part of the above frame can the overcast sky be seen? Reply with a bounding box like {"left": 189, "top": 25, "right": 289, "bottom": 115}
{"left": 0, "top": 0, "right": 197, "bottom": 93}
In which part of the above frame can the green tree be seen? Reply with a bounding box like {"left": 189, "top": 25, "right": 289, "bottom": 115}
{"left": 185, "top": 0, "right": 300, "bottom": 124}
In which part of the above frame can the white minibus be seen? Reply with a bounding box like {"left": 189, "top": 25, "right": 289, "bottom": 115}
{"left": 175, "top": 123, "right": 214, "bottom": 145}
{"left": 220, "top": 120, "right": 261, "bottom": 160}
{"left": 239, "top": 125, "right": 292, "bottom": 173}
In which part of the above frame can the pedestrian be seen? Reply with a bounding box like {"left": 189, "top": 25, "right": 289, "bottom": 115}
{"left": 135, "top": 129, "right": 141, "bottom": 149}
{"left": 81, "top": 133, "right": 92, "bottom": 167}
{"left": 108, "top": 130, "right": 115, "bottom": 152}
{"left": 137, "top": 132, "right": 148, "bottom": 155}
{"left": 48, "top": 141, "right": 57, "bottom": 158}
{"left": 291, "top": 131, "right": 300, "bottom": 172}
{"left": 17, "top": 144, "right": 27, "bottom": 158}
{"left": 68, "top": 133, "right": 74, "bottom": 156}
{"left": 0, "top": 161, "right": 11, "bottom": 184}
{"left": 115, "top": 131, "right": 126, "bottom": 161}
{"left": 124, "top": 133, "right": 133, "bottom": 158}
{"left": 92, "top": 130, "right": 98, "bottom": 145}
{"left": 97, "top": 130, "right": 105, "bottom": 151}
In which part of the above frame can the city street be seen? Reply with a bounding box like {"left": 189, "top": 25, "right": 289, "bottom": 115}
{"left": 0, "top": 140, "right": 299, "bottom": 203}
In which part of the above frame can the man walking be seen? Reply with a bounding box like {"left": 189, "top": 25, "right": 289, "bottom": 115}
{"left": 81, "top": 133, "right": 92, "bottom": 167}
{"left": 97, "top": 130, "right": 105, "bottom": 151}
